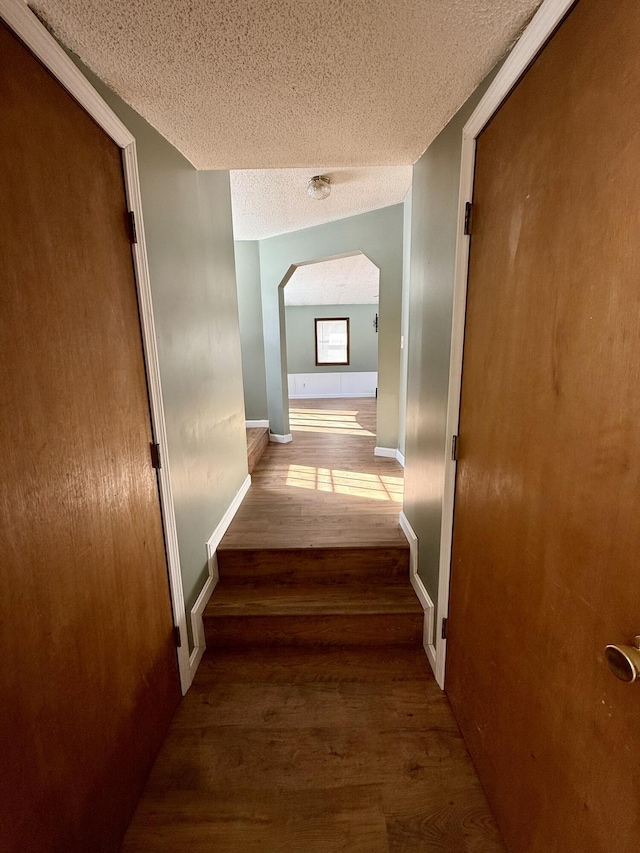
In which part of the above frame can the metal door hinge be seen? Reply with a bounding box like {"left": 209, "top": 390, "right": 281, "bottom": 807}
{"left": 464, "top": 201, "right": 473, "bottom": 236}
{"left": 150, "top": 442, "right": 161, "bottom": 469}
{"left": 127, "top": 210, "right": 138, "bottom": 244}
{"left": 451, "top": 434, "right": 459, "bottom": 461}
{"left": 441, "top": 617, "right": 448, "bottom": 640}
{"left": 174, "top": 626, "right": 182, "bottom": 648}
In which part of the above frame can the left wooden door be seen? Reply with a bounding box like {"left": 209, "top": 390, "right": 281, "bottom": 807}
{"left": 0, "top": 21, "right": 180, "bottom": 852}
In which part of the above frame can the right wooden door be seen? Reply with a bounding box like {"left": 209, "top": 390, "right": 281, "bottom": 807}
{"left": 446, "top": 1, "right": 640, "bottom": 851}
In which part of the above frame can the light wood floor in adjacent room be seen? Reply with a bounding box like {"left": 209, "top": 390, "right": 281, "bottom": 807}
{"left": 122, "top": 398, "right": 505, "bottom": 852}
{"left": 223, "top": 397, "right": 407, "bottom": 549}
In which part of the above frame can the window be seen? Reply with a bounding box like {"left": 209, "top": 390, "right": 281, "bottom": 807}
{"left": 315, "top": 317, "right": 350, "bottom": 366}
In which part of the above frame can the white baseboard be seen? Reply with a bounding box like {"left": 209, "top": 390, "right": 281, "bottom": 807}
{"left": 399, "top": 511, "right": 437, "bottom": 679}
{"left": 396, "top": 449, "right": 405, "bottom": 467}
{"left": 289, "top": 392, "right": 377, "bottom": 399}
{"left": 246, "top": 419, "right": 269, "bottom": 428}
{"left": 399, "top": 511, "right": 418, "bottom": 576}
{"left": 374, "top": 446, "right": 396, "bottom": 458}
{"left": 269, "top": 433, "right": 292, "bottom": 443}
{"left": 188, "top": 553, "right": 218, "bottom": 684}
{"left": 187, "top": 474, "right": 251, "bottom": 686}
{"left": 425, "top": 640, "right": 437, "bottom": 672}
{"left": 412, "top": 572, "right": 435, "bottom": 653}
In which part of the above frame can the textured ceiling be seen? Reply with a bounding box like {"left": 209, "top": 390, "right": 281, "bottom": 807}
{"left": 285, "top": 254, "right": 379, "bottom": 307}
{"left": 33, "top": 0, "right": 541, "bottom": 171}
{"left": 231, "top": 166, "right": 412, "bottom": 240}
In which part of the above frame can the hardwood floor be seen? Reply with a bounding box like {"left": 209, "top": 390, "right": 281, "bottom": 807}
{"left": 123, "top": 647, "right": 505, "bottom": 852}
{"left": 122, "top": 399, "right": 505, "bottom": 851}
{"left": 222, "top": 398, "right": 406, "bottom": 549}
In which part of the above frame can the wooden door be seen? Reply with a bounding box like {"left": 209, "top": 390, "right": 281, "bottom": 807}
{"left": 446, "top": 1, "right": 640, "bottom": 851}
{"left": 0, "top": 22, "right": 180, "bottom": 852}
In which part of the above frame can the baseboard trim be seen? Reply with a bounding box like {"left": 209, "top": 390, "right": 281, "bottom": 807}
{"left": 188, "top": 554, "right": 218, "bottom": 685}
{"left": 399, "top": 510, "right": 419, "bottom": 579}
{"left": 188, "top": 474, "right": 251, "bottom": 686}
{"left": 425, "top": 641, "right": 437, "bottom": 672}
{"left": 269, "top": 433, "right": 293, "bottom": 443}
{"left": 246, "top": 419, "right": 269, "bottom": 428}
{"left": 374, "top": 446, "right": 396, "bottom": 458}
{"left": 412, "top": 572, "right": 436, "bottom": 659}
{"left": 289, "top": 392, "right": 377, "bottom": 399}
{"left": 399, "top": 511, "right": 437, "bottom": 679}
{"left": 375, "top": 447, "right": 405, "bottom": 466}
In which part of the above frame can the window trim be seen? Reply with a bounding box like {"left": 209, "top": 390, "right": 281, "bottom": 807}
{"left": 314, "top": 317, "right": 350, "bottom": 366}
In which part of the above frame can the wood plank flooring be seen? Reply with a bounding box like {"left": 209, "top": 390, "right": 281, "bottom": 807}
{"left": 122, "top": 647, "right": 505, "bottom": 852}
{"left": 122, "top": 399, "right": 505, "bottom": 851}
{"left": 222, "top": 398, "right": 406, "bottom": 549}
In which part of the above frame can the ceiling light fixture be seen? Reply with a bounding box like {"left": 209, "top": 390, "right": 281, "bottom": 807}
{"left": 307, "top": 175, "right": 331, "bottom": 200}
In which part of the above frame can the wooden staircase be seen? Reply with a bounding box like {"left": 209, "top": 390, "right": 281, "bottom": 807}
{"left": 204, "top": 544, "right": 422, "bottom": 649}
{"left": 122, "top": 402, "right": 506, "bottom": 852}
{"left": 209, "top": 401, "right": 421, "bottom": 652}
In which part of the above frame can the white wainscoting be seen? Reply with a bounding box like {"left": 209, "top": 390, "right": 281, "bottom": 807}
{"left": 288, "top": 371, "right": 377, "bottom": 399}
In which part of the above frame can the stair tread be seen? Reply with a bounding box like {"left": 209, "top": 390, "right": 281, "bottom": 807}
{"left": 218, "top": 543, "right": 409, "bottom": 553}
{"left": 219, "top": 531, "right": 407, "bottom": 549}
{"left": 216, "top": 545, "right": 410, "bottom": 584}
{"left": 194, "top": 645, "right": 430, "bottom": 683}
{"left": 205, "top": 580, "right": 422, "bottom": 618}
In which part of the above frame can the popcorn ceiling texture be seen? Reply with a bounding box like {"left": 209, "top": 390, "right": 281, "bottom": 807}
{"left": 231, "top": 166, "right": 412, "bottom": 240}
{"left": 284, "top": 254, "right": 379, "bottom": 307}
{"left": 33, "top": 0, "right": 541, "bottom": 170}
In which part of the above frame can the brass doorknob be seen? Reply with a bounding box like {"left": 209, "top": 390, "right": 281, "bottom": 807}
{"left": 605, "top": 636, "right": 640, "bottom": 683}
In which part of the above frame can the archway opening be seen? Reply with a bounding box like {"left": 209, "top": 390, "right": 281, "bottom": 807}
{"left": 280, "top": 252, "right": 380, "bottom": 440}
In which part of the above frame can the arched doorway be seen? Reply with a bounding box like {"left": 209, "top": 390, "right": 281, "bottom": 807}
{"left": 281, "top": 253, "right": 380, "bottom": 436}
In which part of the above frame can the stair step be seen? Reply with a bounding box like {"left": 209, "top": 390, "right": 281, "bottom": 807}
{"left": 203, "top": 581, "right": 423, "bottom": 648}
{"left": 246, "top": 427, "right": 269, "bottom": 474}
{"left": 193, "top": 645, "right": 430, "bottom": 684}
{"left": 216, "top": 545, "right": 409, "bottom": 582}
{"left": 203, "top": 612, "right": 423, "bottom": 649}
{"left": 206, "top": 580, "right": 421, "bottom": 617}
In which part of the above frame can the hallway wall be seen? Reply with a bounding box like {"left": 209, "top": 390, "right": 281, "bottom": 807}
{"left": 235, "top": 240, "right": 268, "bottom": 420}
{"left": 403, "top": 68, "right": 497, "bottom": 628}
{"left": 80, "top": 64, "right": 248, "bottom": 646}
{"left": 258, "top": 206, "right": 404, "bottom": 447}
{"left": 398, "top": 189, "right": 412, "bottom": 457}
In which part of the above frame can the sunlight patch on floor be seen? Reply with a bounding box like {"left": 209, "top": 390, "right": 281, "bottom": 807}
{"left": 289, "top": 407, "right": 374, "bottom": 436}
{"left": 285, "top": 464, "right": 403, "bottom": 502}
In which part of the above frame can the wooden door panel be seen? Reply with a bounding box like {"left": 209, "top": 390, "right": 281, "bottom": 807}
{"left": 446, "top": 1, "right": 640, "bottom": 851}
{"left": 0, "top": 22, "right": 179, "bottom": 851}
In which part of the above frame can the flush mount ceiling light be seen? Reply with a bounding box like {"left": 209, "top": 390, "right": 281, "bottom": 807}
{"left": 307, "top": 175, "right": 331, "bottom": 200}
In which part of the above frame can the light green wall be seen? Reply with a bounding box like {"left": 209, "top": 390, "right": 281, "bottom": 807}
{"left": 285, "top": 304, "right": 378, "bottom": 374}
{"left": 235, "top": 241, "right": 268, "bottom": 420}
{"left": 403, "top": 70, "right": 496, "bottom": 636}
{"left": 80, "top": 66, "right": 248, "bottom": 648}
{"left": 398, "top": 190, "right": 412, "bottom": 456}
{"left": 259, "top": 206, "right": 404, "bottom": 447}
